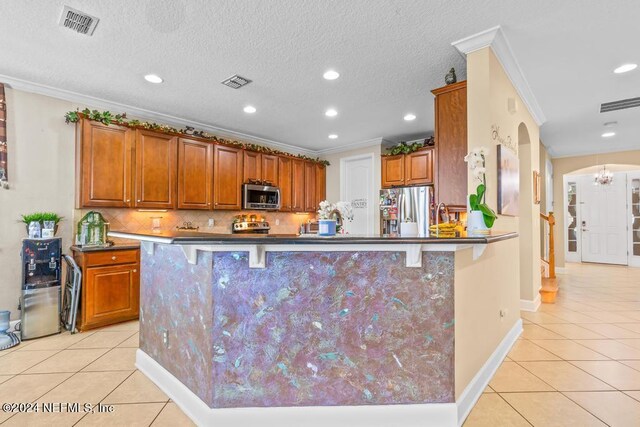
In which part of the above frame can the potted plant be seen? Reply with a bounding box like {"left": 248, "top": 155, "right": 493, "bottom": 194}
{"left": 464, "top": 147, "right": 497, "bottom": 234}
{"left": 317, "top": 201, "right": 354, "bottom": 236}
{"left": 20, "top": 212, "right": 64, "bottom": 235}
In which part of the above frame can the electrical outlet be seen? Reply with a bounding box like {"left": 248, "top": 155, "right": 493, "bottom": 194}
{"left": 208, "top": 218, "right": 214, "bottom": 228}
{"left": 161, "top": 328, "right": 169, "bottom": 348}
{"left": 275, "top": 219, "right": 280, "bottom": 226}
{"left": 499, "top": 309, "right": 508, "bottom": 319}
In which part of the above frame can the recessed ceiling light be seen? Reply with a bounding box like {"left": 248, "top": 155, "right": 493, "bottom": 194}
{"left": 601, "top": 131, "right": 616, "bottom": 138}
{"left": 404, "top": 113, "right": 416, "bottom": 121}
{"left": 144, "top": 74, "right": 163, "bottom": 84}
{"left": 614, "top": 63, "right": 638, "bottom": 74}
{"left": 323, "top": 70, "right": 340, "bottom": 80}
{"left": 243, "top": 105, "right": 256, "bottom": 114}
{"left": 325, "top": 108, "right": 338, "bottom": 117}
{"left": 328, "top": 134, "right": 338, "bottom": 139}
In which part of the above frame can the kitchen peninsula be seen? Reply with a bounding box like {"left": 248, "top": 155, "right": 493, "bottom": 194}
{"left": 110, "top": 230, "right": 520, "bottom": 427}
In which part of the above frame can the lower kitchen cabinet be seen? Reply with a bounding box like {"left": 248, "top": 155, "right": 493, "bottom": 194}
{"left": 72, "top": 247, "right": 140, "bottom": 331}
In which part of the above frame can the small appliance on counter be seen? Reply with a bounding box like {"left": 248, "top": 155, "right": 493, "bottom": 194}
{"left": 232, "top": 214, "right": 270, "bottom": 234}
{"left": 380, "top": 186, "right": 434, "bottom": 236}
{"left": 75, "top": 211, "right": 111, "bottom": 247}
{"left": 19, "top": 237, "right": 62, "bottom": 340}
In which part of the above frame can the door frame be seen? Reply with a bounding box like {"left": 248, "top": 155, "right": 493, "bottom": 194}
{"left": 340, "top": 153, "right": 376, "bottom": 234}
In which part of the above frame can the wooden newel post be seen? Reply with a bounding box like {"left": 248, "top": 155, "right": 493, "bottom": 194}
{"left": 548, "top": 212, "right": 556, "bottom": 279}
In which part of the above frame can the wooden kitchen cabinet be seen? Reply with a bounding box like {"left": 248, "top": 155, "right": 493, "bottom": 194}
{"left": 134, "top": 130, "right": 177, "bottom": 209}
{"left": 261, "top": 154, "right": 279, "bottom": 185}
{"left": 405, "top": 148, "right": 434, "bottom": 185}
{"left": 177, "top": 138, "right": 213, "bottom": 210}
{"left": 278, "top": 156, "right": 292, "bottom": 211}
{"left": 304, "top": 162, "right": 317, "bottom": 212}
{"left": 243, "top": 150, "right": 262, "bottom": 183}
{"left": 315, "top": 164, "right": 326, "bottom": 206}
{"left": 72, "top": 247, "right": 140, "bottom": 331}
{"left": 76, "top": 118, "right": 134, "bottom": 208}
{"left": 291, "top": 159, "right": 305, "bottom": 211}
{"left": 381, "top": 154, "right": 405, "bottom": 188}
{"left": 214, "top": 145, "right": 243, "bottom": 210}
{"left": 432, "top": 81, "right": 467, "bottom": 206}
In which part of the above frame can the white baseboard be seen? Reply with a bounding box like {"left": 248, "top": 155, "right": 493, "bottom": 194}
{"left": 136, "top": 319, "right": 522, "bottom": 427}
{"left": 520, "top": 294, "right": 541, "bottom": 312}
{"left": 455, "top": 319, "right": 523, "bottom": 424}
{"left": 136, "top": 350, "right": 457, "bottom": 427}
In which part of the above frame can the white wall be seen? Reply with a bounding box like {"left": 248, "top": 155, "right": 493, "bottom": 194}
{"left": 322, "top": 143, "right": 382, "bottom": 231}
{"left": 0, "top": 88, "right": 76, "bottom": 319}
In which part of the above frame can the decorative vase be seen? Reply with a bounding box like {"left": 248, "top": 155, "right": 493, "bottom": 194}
{"left": 445, "top": 67, "right": 457, "bottom": 85}
{"left": 318, "top": 219, "right": 337, "bottom": 236}
{"left": 467, "top": 210, "right": 489, "bottom": 235}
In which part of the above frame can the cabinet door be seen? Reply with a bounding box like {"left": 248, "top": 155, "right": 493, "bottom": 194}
{"left": 304, "top": 162, "right": 317, "bottom": 212}
{"left": 262, "top": 154, "right": 279, "bottom": 186}
{"left": 278, "top": 156, "right": 292, "bottom": 211}
{"left": 243, "top": 151, "right": 262, "bottom": 183}
{"left": 83, "top": 263, "right": 139, "bottom": 328}
{"left": 177, "top": 138, "right": 213, "bottom": 210}
{"left": 381, "top": 155, "right": 405, "bottom": 188}
{"left": 291, "top": 159, "right": 305, "bottom": 211}
{"left": 78, "top": 119, "right": 133, "bottom": 208}
{"left": 405, "top": 149, "right": 434, "bottom": 185}
{"left": 134, "top": 130, "right": 177, "bottom": 209}
{"left": 315, "top": 164, "right": 326, "bottom": 207}
{"left": 433, "top": 81, "right": 467, "bottom": 206}
{"left": 214, "top": 145, "right": 243, "bottom": 210}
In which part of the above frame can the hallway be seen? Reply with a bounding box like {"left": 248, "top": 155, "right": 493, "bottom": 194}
{"left": 466, "top": 263, "right": 640, "bottom": 426}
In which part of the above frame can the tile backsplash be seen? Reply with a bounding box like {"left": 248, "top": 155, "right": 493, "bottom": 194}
{"left": 75, "top": 208, "right": 314, "bottom": 239}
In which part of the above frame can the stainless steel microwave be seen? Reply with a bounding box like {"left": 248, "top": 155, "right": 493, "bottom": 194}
{"left": 242, "top": 184, "right": 281, "bottom": 210}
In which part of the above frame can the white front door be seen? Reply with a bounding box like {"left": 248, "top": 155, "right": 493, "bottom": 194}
{"left": 340, "top": 154, "right": 374, "bottom": 234}
{"left": 581, "top": 173, "right": 628, "bottom": 265}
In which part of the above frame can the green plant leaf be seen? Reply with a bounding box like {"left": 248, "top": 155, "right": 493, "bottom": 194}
{"left": 476, "top": 184, "right": 486, "bottom": 203}
{"left": 478, "top": 203, "right": 497, "bottom": 228}
{"left": 469, "top": 194, "right": 478, "bottom": 211}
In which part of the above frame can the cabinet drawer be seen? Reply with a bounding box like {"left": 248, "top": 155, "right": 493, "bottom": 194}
{"left": 83, "top": 250, "right": 139, "bottom": 267}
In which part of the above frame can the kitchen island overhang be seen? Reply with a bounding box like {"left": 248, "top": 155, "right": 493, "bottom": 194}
{"left": 110, "top": 231, "right": 520, "bottom": 427}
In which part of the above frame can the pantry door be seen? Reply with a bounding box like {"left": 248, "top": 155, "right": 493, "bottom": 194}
{"left": 580, "top": 173, "right": 628, "bottom": 265}
{"left": 340, "top": 154, "right": 375, "bottom": 234}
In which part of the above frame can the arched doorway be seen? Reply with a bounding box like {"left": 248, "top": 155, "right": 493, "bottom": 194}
{"left": 518, "top": 122, "right": 541, "bottom": 309}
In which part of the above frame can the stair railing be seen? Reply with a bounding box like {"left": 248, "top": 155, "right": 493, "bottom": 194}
{"left": 540, "top": 212, "right": 556, "bottom": 279}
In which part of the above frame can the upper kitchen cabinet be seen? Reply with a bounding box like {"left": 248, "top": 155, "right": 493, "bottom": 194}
{"left": 304, "top": 161, "right": 317, "bottom": 212}
{"left": 315, "top": 164, "right": 326, "bottom": 206}
{"left": 291, "top": 158, "right": 305, "bottom": 212}
{"left": 134, "top": 130, "right": 178, "bottom": 209}
{"left": 261, "top": 154, "right": 279, "bottom": 185}
{"left": 243, "top": 150, "right": 262, "bottom": 183}
{"left": 214, "top": 144, "right": 243, "bottom": 210}
{"left": 432, "top": 81, "right": 467, "bottom": 206}
{"left": 76, "top": 118, "right": 134, "bottom": 208}
{"left": 405, "top": 148, "right": 434, "bottom": 186}
{"left": 278, "top": 156, "right": 292, "bottom": 211}
{"left": 177, "top": 138, "right": 213, "bottom": 210}
{"left": 381, "top": 154, "right": 405, "bottom": 188}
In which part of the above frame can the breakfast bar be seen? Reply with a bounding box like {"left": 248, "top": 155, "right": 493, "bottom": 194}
{"left": 110, "top": 230, "right": 520, "bottom": 427}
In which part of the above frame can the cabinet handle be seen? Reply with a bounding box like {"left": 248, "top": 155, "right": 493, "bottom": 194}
{"left": 137, "top": 200, "right": 141, "bottom": 202}
{"left": 133, "top": 269, "right": 137, "bottom": 273}
{"left": 126, "top": 199, "right": 130, "bottom": 202}
{"left": 111, "top": 256, "right": 117, "bottom": 260}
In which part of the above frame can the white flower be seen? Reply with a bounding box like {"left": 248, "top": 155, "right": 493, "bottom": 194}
{"left": 478, "top": 146, "right": 489, "bottom": 156}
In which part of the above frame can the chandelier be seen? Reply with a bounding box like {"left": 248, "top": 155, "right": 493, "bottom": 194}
{"left": 594, "top": 165, "right": 613, "bottom": 186}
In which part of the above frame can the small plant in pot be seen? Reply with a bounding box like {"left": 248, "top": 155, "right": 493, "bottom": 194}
{"left": 20, "top": 212, "right": 64, "bottom": 236}
{"left": 464, "top": 147, "right": 497, "bottom": 234}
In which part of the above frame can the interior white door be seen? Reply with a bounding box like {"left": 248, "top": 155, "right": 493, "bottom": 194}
{"left": 340, "top": 154, "right": 374, "bottom": 234}
{"left": 580, "top": 173, "right": 628, "bottom": 265}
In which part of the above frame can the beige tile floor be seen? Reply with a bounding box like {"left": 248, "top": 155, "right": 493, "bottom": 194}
{"left": 3, "top": 262, "right": 639, "bottom": 426}
{"left": 0, "top": 320, "right": 194, "bottom": 426}
{"left": 466, "top": 262, "right": 640, "bottom": 426}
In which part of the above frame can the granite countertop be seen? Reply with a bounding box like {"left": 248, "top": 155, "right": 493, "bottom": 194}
{"left": 70, "top": 240, "right": 141, "bottom": 252}
{"left": 108, "top": 230, "right": 518, "bottom": 245}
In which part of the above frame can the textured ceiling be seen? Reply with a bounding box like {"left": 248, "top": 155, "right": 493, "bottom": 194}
{"left": 0, "top": 1, "right": 639, "bottom": 156}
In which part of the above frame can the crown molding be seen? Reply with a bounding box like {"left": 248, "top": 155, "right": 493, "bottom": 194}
{"left": 452, "top": 26, "right": 546, "bottom": 126}
{"left": 315, "top": 137, "right": 388, "bottom": 156}
{"left": 0, "top": 73, "right": 316, "bottom": 156}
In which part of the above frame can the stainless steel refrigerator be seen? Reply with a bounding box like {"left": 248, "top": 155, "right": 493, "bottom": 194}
{"left": 379, "top": 186, "right": 434, "bottom": 236}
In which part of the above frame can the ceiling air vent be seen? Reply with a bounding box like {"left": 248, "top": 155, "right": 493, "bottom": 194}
{"left": 221, "top": 75, "right": 252, "bottom": 89}
{"left": 58, "top": 6, "right": 99, "bottom": 36}
{"left": 600, "top": 97, "right": 640, "bottom": 113}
